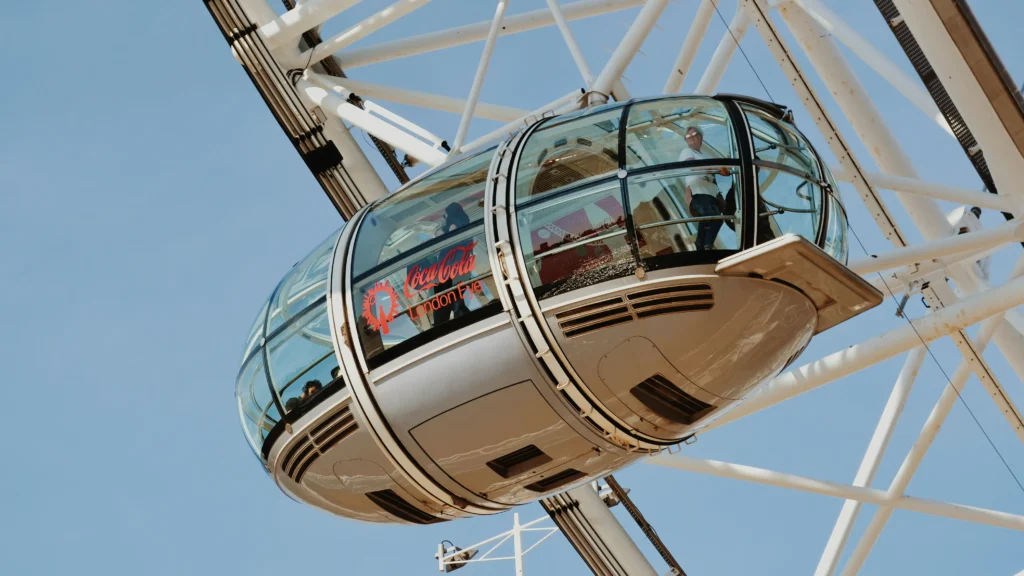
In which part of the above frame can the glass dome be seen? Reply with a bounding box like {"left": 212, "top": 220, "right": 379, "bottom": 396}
{"left": 236, "top": 226, "right": 346, "bottom": 463}
{"left": 512, "top": 95, "right": 847, "bottom": 298}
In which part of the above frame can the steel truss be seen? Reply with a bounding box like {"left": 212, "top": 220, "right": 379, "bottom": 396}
{"left": 209, "top": 0, "right": 1024, "bottom": 573}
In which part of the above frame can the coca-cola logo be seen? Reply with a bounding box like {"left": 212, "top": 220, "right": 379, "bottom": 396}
{"left": 403, "top": 241, "right": 477, "bottom": 299}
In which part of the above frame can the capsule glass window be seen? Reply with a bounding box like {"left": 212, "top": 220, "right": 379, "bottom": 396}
{"left": 743, "top": 106, "right": 825, "bottom": 246}
{"left": 516, "top": 180, "right": 633, "bottom": 298}
{"left": 350, "top": 148, "right": 501, "bottom": 368}
{"left": 622, "top": 97, "right": 738, "bottom": 169}
{"left": 515, "top": 107, "right": 625, "bottom": 203}
{"left": 235, "top": 227, "right": 344, "bottom": 461}
{"left": 351, "top": 148, "right": 494, "bottom": 279}
{"left": 627, "top": 166, "right": 742, "bottom": 261}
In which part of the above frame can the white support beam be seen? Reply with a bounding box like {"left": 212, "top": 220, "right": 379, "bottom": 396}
{"left": 848, "top": 219, "right": 1024, "bottom": 276}
{"left": 319, "top": 77, "right": 528, "bottom": 123}
{"left": 814, "top": 347, "right": 927, "bottom": 576}
{"left": 867, "top": 246, "right": 1000, "bottom": 296}
{"left": 645, "top": 455, "right": 1024, "bottom": 532}
{"left": 590, "top": 0, "right": 671, "bottom": 101}
{"left": 700, "top": 272, "right": 1024, "bottom": 434}
{"left": 773, "top": 0, "right": 1024, "bottom": 390}
{"left": 831, "top": 167, "right": 1020, "bottom": 215}
{"left": 892, "top": 0, "right": 1024, "bottom": 204}
{"left": 289, "top": 0, "right": 432, "bottom": 68}
{"left": 546, "top": 0, "right": 595, "bottom": 87}
{"left": 663, "top": 0, "right": 716, "bottom": 94}
{"left": 788, "top": 0, "right": 955, "bottom": 138}
{"left": 337, "top": 0, "right": 646, "bottom": 69}
{"left": 260, "top": 0, "right": 362, "bottom": 50}
{"left": 298, "top": 77, "right": 447, "bottom": 167}
{"left": 461, "top": 89, "right": 585, "bottom": 154}
{"left": 840, "top": 313, "right": 1006, "bottom": 575}
{"left": 742, "top": 0, "right": 910, "bottom": 248}
{"left": 451, "top": 0, "right": 509, "bottom": 154}
{"left": 695, "top": 6, "right": 750, "bottom": 95}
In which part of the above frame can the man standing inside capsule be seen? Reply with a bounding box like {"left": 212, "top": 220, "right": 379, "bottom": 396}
{"left": 679, "top": 126, "right": 729, "bottom": 250}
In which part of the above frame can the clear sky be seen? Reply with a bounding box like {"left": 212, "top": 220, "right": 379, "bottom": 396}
{"left": 2, "top": 1, "right": 1023, "bottom": 574}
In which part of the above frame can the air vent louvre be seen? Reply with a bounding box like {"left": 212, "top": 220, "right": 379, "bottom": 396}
{"left": 280, "top": 404, "right": 358, "bottom": 483}
{"left": 486, "top": 445, "right": 553, "bottom": 479}
{"left": 366, "top": 490, "right": 445, "bottom": 525}
{"left": 554, "top": 284, "right": 714, "bottom": 338}
{"left": 525, "top": 468, "right": 586, "bottom": 493}
{"left": 626, "top": 284, "right": 713, "bottom": 319}
{"left": 555, "top": 296, "right": 631, "bottom": 338}
{"left": 630, "top": 374, "right": 714, "bottom": 425}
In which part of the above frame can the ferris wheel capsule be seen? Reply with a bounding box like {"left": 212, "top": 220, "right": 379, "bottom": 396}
{"left": 235, "top": 94, "right": 882, "bottom": 524}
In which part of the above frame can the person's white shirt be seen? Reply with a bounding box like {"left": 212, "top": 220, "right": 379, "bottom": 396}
{"left": 677, "top": 147, "right": 718, "bottom": 197}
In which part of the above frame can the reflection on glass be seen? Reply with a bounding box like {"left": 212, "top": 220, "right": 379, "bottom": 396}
{"left": 236, "top": 226, "right": 346, "bottom": 461}
{"left": 352, "top": 226, "right": 499, "bottom": 365}
{"left": 267, "top": 228, "right": 340, "bottom": 334}
{"left": 624, "top": 97, "right": 737, "bottom": 169}
{"left": 517, "top": 181, "right": 632, "bottom": 296}
{"left": 754, "top": 168, "right": 823, "bottom": 244}
{"left": 628, "top": 167, "right": 741, "bottom": 257}
{"left": 743, "top": 105, "right": 820, "bottom": 180}
{"left": 823, "top": 193, "right": 849, "bottom": 263}
{"left": 352, "top": 147, "right": 494, "bottom": 279}
{"left": 515, "top": 109, "right": 624, "bottom": 202}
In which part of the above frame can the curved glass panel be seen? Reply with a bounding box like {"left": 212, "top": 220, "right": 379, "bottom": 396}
{"left": 823, "top": 193, "right": 849, "bottom": 263}
{"left": 623, "top": 97, "right": 737, "bottom": 169}
{"left": 628, "top": 166, "right": 741, "bottom": 258}
{"left": 742, "top": 106, "right": 825, "bottom": 246}
{"left": 236, "top": 226, "right": 346, "bottom": 461}
{"left": 517, "top": 181, "right": 632, "bottom": 297}
{"left": 353, "top": 225, "right": 499, "bottom": 366}
{"left": 515, "top": 108, "right": 624, "bottom": 203}
{"left": 352, "top": 148, "right": 494, "bottom": 279}
{"left": 754, "top": 168, "right": 823, "bottom": 244}
{"left": 744, "top": 105, "right": 820, "bottom": 181}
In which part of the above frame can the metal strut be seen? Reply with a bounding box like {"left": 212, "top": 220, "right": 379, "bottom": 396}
{"left": 280, "top": 0, "right": 410, "bottom": 185}
{"left": 604, "top": 475, "right": 686, "bottom": 576}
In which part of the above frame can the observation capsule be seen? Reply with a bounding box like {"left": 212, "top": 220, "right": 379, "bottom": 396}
{"left": 235, "top": 95, "right": 879, "bottom": 524}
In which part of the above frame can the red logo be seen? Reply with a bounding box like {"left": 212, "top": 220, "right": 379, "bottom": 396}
{"left": 362, "top": 280, "right": 399, "bottom": 334}
{"left": 403, "top": 241, "right": 478, "bottom": 299}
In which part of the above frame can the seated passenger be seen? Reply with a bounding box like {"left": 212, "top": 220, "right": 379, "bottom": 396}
{"left": 300, "top": 380, "right": 323, "bottom": 404}
{"left": 679, "top": 126, "right": 730, "bottom": 250}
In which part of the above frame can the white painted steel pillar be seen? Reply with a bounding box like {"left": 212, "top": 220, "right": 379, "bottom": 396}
{"left": 892, "top": 0, "right": 1024, "bottom": 205}
{"left": 663, "top": 0, "right": 716, "bottom": 93}
{"left": 569, "top": 483, "right": 659, "bottom": 576}
{"left": 547, "top": 0, "right": 595, "bottom": 87}
{"left": 694, "top": 6, "right": 750, "bottom": 95}
{"left": 775, "top": 0, "right": 1024, "bottom": 387}
{"left": 513, "top": 512, "right": 524, "bottom": 576}
{"left": 291, "top": 0, "right": 432, "bottom": 68}
{"left": 839, "top": 314, "right": 1005, "bottom": 575}
{"left": 451, "top": 0, "right": 509, "bottom": 154}
{"left": 831, "top": 168, "right": 1020, "bottom": 214}
{"left": 260, "top": 0, "right": 362, "bottom": 50}
{"left": 590, "top": 0, "right": 672, "bottom": 101}
{"left": 848, "top": 219, "right": 1024, "bottom": 276}
{"left": 298, "top": 78, "right": 447, "bottom": 167}
{"left": 788, "top": 0, "right": 953, "bottom": 137}
{"left": 338, "top": 0, "right": 646, "bottom": 69}
{"left": 814, "top": 347, "right": 927, "bottom": 576}
{"left": 645, "top": 455, "right": 1024, "bottom": 531}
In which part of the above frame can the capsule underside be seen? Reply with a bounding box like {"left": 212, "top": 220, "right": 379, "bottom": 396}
{"left": 236, "top": 95, "right": 868, "bottom": 524}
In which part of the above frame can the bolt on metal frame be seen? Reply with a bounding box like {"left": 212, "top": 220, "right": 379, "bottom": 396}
{"left": 213, "top": 0, "right": 1024, "bottom": 573}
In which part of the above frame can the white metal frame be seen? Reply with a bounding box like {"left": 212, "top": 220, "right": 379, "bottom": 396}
{"left": 221, "top": 0, "right": 1024, "bottom": 573}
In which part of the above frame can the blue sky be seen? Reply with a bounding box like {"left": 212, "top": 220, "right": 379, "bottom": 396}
{"left": 2, "top": 0, "right": 1023, "bottom": 574}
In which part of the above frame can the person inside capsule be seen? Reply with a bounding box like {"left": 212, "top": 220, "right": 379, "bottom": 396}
{"left": 679, "top": 125, "right": 732, "bottom": 250}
